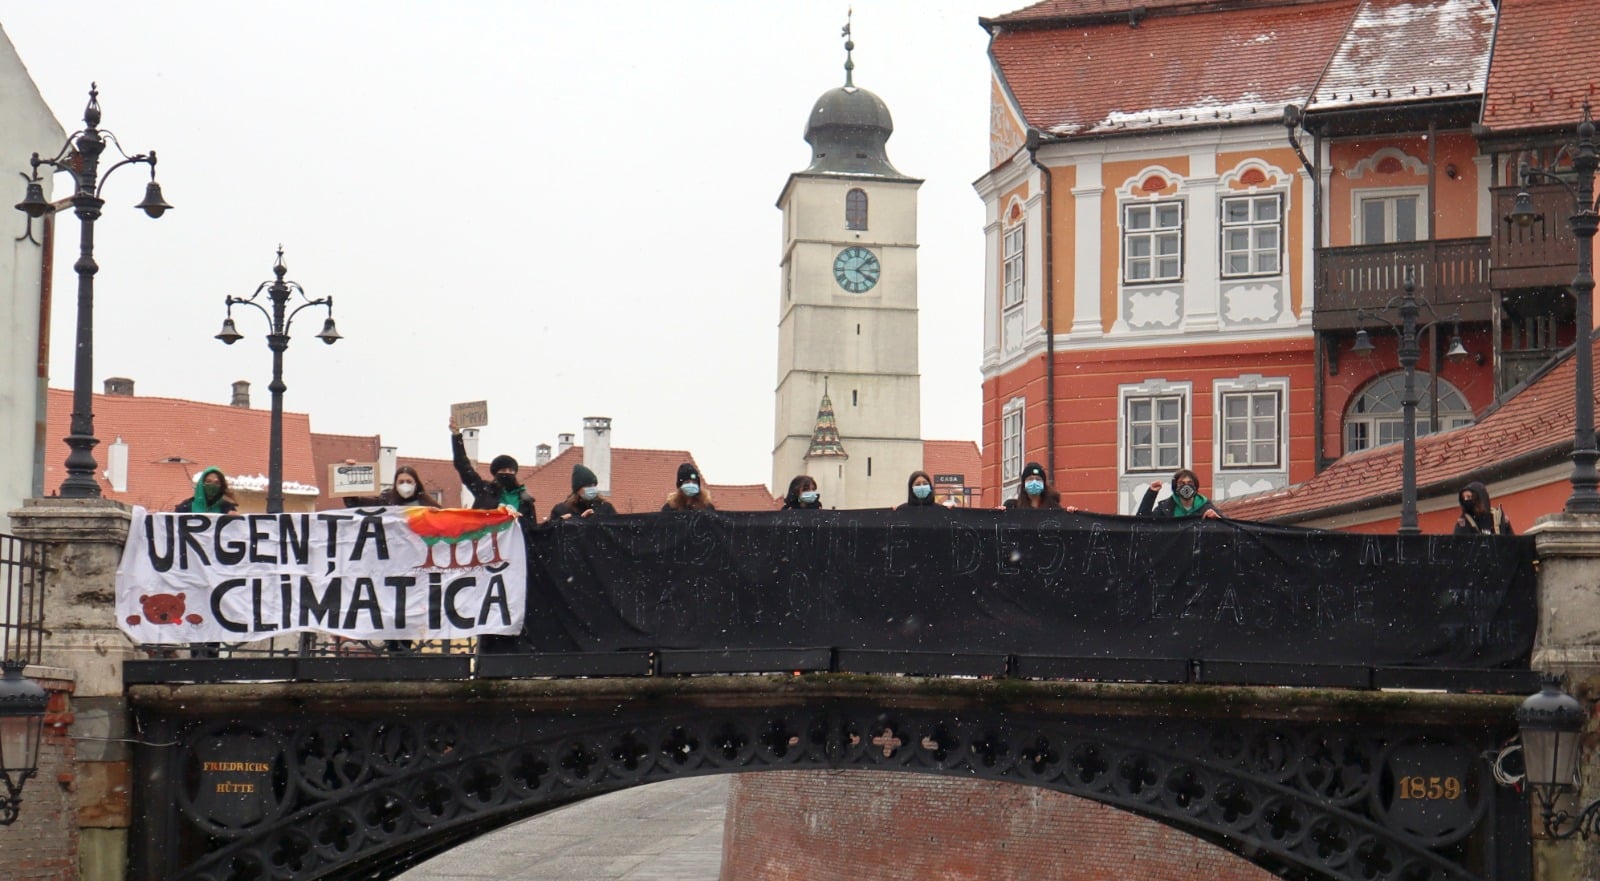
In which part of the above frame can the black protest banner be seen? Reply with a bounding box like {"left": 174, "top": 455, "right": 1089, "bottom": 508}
{"left": 493, "top": 509, "right": 1536, "bottom": 669}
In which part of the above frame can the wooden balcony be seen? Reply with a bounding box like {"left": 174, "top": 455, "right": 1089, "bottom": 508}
{"left": 1313, "top": 237, "right": 1492, "bottom": 330}
{"left": 1491, "top": 183, "right": 1581, "bottom": 290}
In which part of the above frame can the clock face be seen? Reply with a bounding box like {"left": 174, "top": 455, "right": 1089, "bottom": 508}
{"left": 833, "top": 247, "right": 881, "bottom": 293}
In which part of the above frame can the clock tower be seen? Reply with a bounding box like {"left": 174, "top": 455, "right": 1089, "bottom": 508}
{"left": 772, "top": 34, "right": 923, "bottom": 510}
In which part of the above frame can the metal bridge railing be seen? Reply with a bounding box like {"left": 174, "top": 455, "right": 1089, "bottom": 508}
{"left": 0, "top": 533, "right": 48, "bottom": 665}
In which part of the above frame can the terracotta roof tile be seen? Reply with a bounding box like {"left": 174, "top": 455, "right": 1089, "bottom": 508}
{"left": 1307, "top": 0, "right": 1493, "bottom": 113}
{"left": 43, "top": 388, "right": 318, "bottom": 511}
{"left": 989, "top": 0, "right": 1244, "bottom": 25}
{"left": 990, "top": 0, "right": 1359, "bottom": 137}
{"left": 402, "top": 446, "right": 782, "bottom": 519}
{"left": 1480, "top": 0, "right": 1600, "bottom": 132}
{"left": 1220, "top": 336, "right": 1592, "bottom": 522}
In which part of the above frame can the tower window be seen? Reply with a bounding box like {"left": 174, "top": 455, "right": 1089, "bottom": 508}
{"left": 852, "top": 390, "right": 858, "bottom": 406}
{"left": 867, "top": 457, "right": 873, "bottom": 476}
{"left": 846, "top": 188, "right": 868, "bottom": 230}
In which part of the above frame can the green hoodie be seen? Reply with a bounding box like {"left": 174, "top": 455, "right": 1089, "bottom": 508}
{"left": 191, "top": 467, "right": 229, "bottom": 513}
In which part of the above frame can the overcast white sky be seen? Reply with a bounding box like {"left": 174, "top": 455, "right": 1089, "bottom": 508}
{"left": 2, "top": 1, "right": 1004, "bottom": 489}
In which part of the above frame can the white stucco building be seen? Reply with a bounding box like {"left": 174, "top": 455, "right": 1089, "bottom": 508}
{"left": 0, "top": 26, "right": 65, "bottom": 524}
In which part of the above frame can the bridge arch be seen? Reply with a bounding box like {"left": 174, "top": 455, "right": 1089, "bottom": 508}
{"left": 131, "top": 677, "right": 1522, "bottom": 881}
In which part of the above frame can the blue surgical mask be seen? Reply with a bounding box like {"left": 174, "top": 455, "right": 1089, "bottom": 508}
{"left": 912, "top": 484, "right": 932, "bottom": 500}
{"left": 581, "top": 486, "right": 599, "bottom": 501}
{"left": 1024, "top": 479, "right": 1044, "bottom": 496}
{"left": 681, "top": 482, "right": 700, "bottom": 497}
{"left": 799, "top": 491, "right": 819, "bottom": 505}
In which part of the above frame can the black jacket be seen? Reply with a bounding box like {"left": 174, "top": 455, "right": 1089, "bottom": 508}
{"left": 1453, "top": 481, "right": 1513, "bottom": 535}
{"left": 173, "top": 498, "right": 237, "bottom": 514}
{"left": 1137, "top": 487, "right": 1217, "bottom": 518}
{"left": 342, "top": 488, "right": 441, "bottom": 509}
{"left": 451, "top": 433, "right": 536, "bottom": 518}
{"left": 550, "top": 497, "right": 618, "bottom": 519}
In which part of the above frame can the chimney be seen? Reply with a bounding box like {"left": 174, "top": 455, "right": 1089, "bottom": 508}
{"left": 582, "top": 417, "right": 612, "bottom": 494}
{"left": 105, "top": 437, "right": 128, "bottom": 492}
{"left": 557, "top": 433, "right": 575, "bottom": 455}
{"left": 104, "top": 377, "right": 134, "bottom": 396}
{"left": 378, "top": 446, "right": 398, "bottom": 486}
{"left": 535, "top": 443, "right": 552, "bottom": 467}
{"left": 230, "top": 380, "right": 251, "bottom": 408}
{"left": 461, "top": 429, "right": 481, "bottom": 506}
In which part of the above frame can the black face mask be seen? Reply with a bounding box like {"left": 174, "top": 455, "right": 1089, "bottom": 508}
{"left": 204, "top": 484, "right": 223, "bottom": 502}
{"left": 495, "top": 473, "right": 518, "bottom": 491}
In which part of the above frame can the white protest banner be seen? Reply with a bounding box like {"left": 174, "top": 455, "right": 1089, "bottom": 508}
{"left": 115, "top": 506, "right": 526, "bottom": 644}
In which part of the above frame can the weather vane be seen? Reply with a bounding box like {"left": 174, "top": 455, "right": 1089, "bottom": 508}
{"left": 842, "top": 7, "right": 855, "bottom": 87}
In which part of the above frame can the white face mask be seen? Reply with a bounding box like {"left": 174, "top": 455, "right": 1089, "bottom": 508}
{"left": 581, "top": 486, "right": 600, "bottom": 501}
{"left": 395, "top": 481, "right": 417, "bottom": 499}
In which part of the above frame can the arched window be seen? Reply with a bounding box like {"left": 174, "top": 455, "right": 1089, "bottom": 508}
{"left": 845, "top": 188, "right": 868, "bottom": 230}
{"left": 1343, "top": 372, "right": 1474, "bottom": 454}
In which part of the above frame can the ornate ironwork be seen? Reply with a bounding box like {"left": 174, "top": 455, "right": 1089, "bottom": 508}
{"left": 137, "top": 695, "right": 1514, "bottom": 881}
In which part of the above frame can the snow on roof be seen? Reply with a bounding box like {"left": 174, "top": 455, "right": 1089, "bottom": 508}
{"left": 1307, "top": 0, "right": 1494, "bottom": 112}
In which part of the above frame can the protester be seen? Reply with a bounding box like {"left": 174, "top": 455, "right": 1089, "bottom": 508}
{"left": 1004, "top": 461, "right": 1077, "bottom": 511}
{"left": 896, "top": 470, "right": 944, "bottom": 511}
{"left": 342, "top": 464, "right": 441, "bottom": 509}
{"left": 1137, "top": 468, "right": 1220, "bottom": 519}
{"left": 663, "top": 462, "right": 715, "bottom": 511}
{"left": 1454, "top": 481, "right": 1514, "bottom": 535}
{"left": 783, "top": 475, "right": 823, "bottom": 510}
{"left": 449, "top": 417, "right": 536, "bottom": 519}
{"left": 174, "top": 467, "right": 238, "bottom": 514}
{"left": 551, "top": 464, "right": 618, "bottom": 519}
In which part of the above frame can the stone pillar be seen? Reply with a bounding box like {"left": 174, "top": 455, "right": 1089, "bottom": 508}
{"left": 10, "top": 499, "right": 135, "bottom": 881}
{"left": 1526, "top": 512, "right": 1600, "bottom": 881}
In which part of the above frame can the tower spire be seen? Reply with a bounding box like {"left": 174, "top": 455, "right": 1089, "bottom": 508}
{"left": 806, "top": 385, "right": 849, "bottom": 460}
{"left": 842, "top": 8, "right": 855, "bottom": 88}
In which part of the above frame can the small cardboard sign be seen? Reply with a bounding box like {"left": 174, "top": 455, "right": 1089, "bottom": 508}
{"left": 328, "top": 462, "right": 381, "bottom": 497}
{"left": 451, "top": 400, "right": 489, "bottom": 429}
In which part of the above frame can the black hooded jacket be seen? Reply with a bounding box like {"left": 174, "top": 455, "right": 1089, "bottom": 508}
{"left": 1454, "top": 481, "right": 1513, "bottom": 535}
{"left": 450, "top": 432, "right": 536, "bottom": 518}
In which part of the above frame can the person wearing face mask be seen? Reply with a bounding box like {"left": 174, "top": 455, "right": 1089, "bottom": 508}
{"left": 1004, "top": 461, "right": 1080, "bottom": 511}
{"left": 896, "top": 470, "right": 946, "bottom": 511}
{"left": 1138, "top": 468, "right": 1220, "bottom": 519}
{"left": 1453, "top": 481, "right": 1513, "bottom": 535}
{"left": 783, "top": 475, "right": 822, "bottom": 510}
{"left": 173, "top": 466, "right": 238, "bottom": 514}
{"left": 663, "top": 463, "right": 715, "bottom": 511}
{"left": 552, "top": 464, "right": 618, "bottom": 519}
{"left": 450, "top": 417, "right": 536, "bottom": 519}
{"left": 342, "top": 465, "right": 441, "bottom": 509}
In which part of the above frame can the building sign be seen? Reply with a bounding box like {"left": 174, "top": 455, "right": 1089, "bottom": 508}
{"left": 115, "top": 506, "right": 527, "bottom": 643}
{"left": 933, "top": 474, "right": 964, "bottom": 485}
{"left": 1383, "top": 739, "right": 1479, "bottom": 839}
{"left": 328, "top": 462, "right": 380, "bottom": 497}
{"left": 185, "top": 729, "right": 285, "bottom": 830}
{"left": 450, "top": 400, "right": 490, "bottom": 429}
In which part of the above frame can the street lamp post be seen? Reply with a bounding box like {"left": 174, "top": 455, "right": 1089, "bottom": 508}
{"left": 0, "top": 660, "right": 47, "bottom": 826}
{"left": 1516, "top": 675, "right": 1600, "bottom": 839}
{"left": 215, "top": 248, "right": 341, "bottom": 514}
{"left": 1512, "top": 102, "right": 1600, "bottom": 514}
{"left": 1351, "top": 276, "right": 1470, "bottom": 534}
{"left": 14, "top": 84, "right": 171, "bottom": 498}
